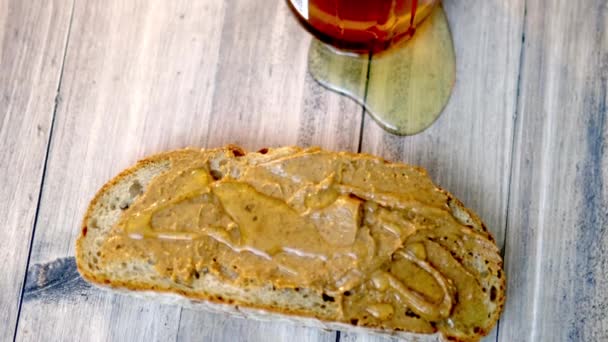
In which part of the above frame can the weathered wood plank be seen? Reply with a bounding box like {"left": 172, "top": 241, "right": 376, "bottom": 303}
{"left": 0, "top": 0, "right": 73, "bottom": 340}
{"left": 203, "top": 0, "right": 366, "bottom": 151}
{"left": 15, "top": 0, "right": 364, "bottom": 341}
{"left": 362, "top": 0, "right": 525, "bottom": 249}
{"left": 179, "top": 0, "right": 364, "bottom": 339}
{"left": 499, "top": 1, "right": 608, "bottom": 341}
{"left": 345, "top": 1, "right": 525, "bottom": 341}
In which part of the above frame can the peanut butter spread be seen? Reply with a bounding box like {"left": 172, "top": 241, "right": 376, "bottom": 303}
{"left": 99, "top": 147, "right": 499, "bottom": 336}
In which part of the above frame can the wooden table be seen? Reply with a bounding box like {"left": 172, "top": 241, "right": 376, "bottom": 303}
{"left": 1, "top": 0, "right": 606, "bottom": 341}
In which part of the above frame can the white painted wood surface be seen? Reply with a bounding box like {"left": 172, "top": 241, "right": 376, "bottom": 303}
{"left": 0, "top": 1, "right": 73, "bottom": 341}
{"left": 499, "top": 1, "right": 608, "bottom": 341}
{"left": 3, "top": 0, "right": 608, "bottom": 341}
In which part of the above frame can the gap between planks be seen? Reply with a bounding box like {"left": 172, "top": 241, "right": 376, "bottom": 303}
{"left": 356, "top": 53, "right": 373, "bottom": 154}
{"left": 11, "top": 0, "right": 77, "bottom": 340}
{"left": 494, "top": 0, "right": 528, "bottom": 341}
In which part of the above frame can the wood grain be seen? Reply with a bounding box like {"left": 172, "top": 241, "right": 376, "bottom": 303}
{"left": 177, "top": 312, "right": 335, "bottom": 342}
{"left": 347, "top": 1, "right": 525, "bottom": 341}
{"left": 499, "top": 1, "right": 608, "bottom": 341}
{"left": 0, "top": 0, "right": 73, "bottom": 340}
{"left": 14, "top": 0, "right": 364, "bottom": 341}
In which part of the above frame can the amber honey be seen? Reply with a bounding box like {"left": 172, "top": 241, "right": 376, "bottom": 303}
{"left": 287, "top": 0, "right": 438, "bottom": 53}
{"left": 302, "top": 5, "right": 456, "bottom": 135}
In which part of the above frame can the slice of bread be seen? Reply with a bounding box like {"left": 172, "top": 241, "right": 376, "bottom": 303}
{"left": 76, "top": 146, "right": 505, "bottom": 342}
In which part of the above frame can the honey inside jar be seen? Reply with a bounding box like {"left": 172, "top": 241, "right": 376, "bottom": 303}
{"left": 287, "top": 0, "right": 439, "bottom": 53}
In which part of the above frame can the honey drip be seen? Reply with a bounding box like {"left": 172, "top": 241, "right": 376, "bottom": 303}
{"left": 307, "top": 5, "right": 455, "bottom": 135}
